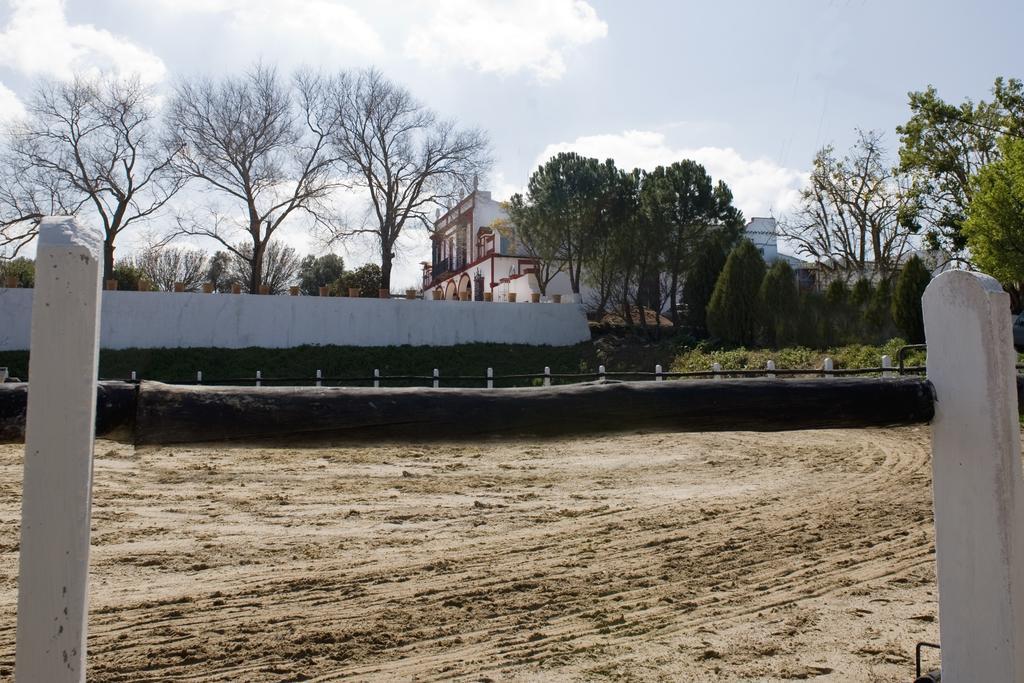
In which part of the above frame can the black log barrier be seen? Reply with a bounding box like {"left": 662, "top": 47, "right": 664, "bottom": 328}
{"left": 0, "top": 381, "right": 136, "bottom": 443}
{"left": 0, "top": 377, "right": 944, "bottom": 445}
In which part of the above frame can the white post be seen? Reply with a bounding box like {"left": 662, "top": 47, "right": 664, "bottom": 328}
{"left": 712, "top": 362, "right": 722, "bottom": 380}
{"left": 543, "top": 366, "right": 551, "bottom": 387}
{"left": 373, "top": 369, "right": 380, "bottom": 389}
{"left": 196, "top": 370, "right": 202, "bottom": 384}
{"left": 433, "top": 368, "right": 439, "bottom": 389}
{"left": 486, "top": 367, "right": 493, "bottom": 389}
{"left": 881, "top": 354, "right": 893, "bottom": 379}
{"left": 316, "top": 369, "right": 322, "bottom": 388}
{"left": 16, "top": 217, "right": 103, "bottom": 683}
{"left": 923, "top": 270, "right": 1024, "bottom": 681}
{"left": 130, "top": 370, "right": 137, "bottom": 382}
{"left": 766, "top": 360, "right": 776, "bottom": 379}
{"left": 598, "top": 364, "right": 606, "bottom": 381}
{"left": 823, "top": 357, "right": 833, "bottom": 376}
{"left": 655, "top": 364, "right": 663, "bottom": 382}
{"left": 256, "top": 370, "right": 262, "bottom": 388}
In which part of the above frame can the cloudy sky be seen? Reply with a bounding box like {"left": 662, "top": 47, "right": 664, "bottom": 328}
{"left": 0, "top": 0, "right": 1020, "bottom": 288}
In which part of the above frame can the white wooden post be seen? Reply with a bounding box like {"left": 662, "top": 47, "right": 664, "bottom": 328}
{"left": 433, "top": 368, "right": 439, "bottom": 389}
{"left": 196, "top": 370, "right": 202, "bottom": 384}
{"left": 712, "top": 362, "right": 722, "bottom": 380}
{"left": 823, "top": 357, "right": 833, "bottom": 376}
{"left": 16, "top": 217, "right": 103, "bottom": 683}
{"left": 130, "top": 370, "right": 137, "bottom": 382}
{"left": 316, "top": 369, "right": 322, "bottom": 388}
{"left": 373, "top": 369, "right": 380, "bottom": 389}
{"left": 655, "top": 364, "right": 663, "bottom": 382}
{"left": 924, "top": 270, "right": 1024, "bottom": 681}
{"left": 486, "top": 367, "right": 493, "bottom": 389}
{"left": 598, "top": 364, "right": 606, "bottom": 381}
{"left": 256, "top": 370, "right": 262, "bottom": 388}
{"left": 543, "top": 366, "right": 551, "bottom": 387}
{"left": 766, "top": 360, "right": 776, "bottom": 379}
{"left": 881, "top": 354, "right": 893, "bottom": 379}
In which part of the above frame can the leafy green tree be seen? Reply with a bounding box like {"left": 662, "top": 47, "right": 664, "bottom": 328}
{"left": 897, "top": 79, "right": 1024, "bottom": 258}
{"left": 506, "top": 196, "right": 565, "bottom": 296}
{"left": 515, "top": 152, "right": 617, "bottom": 294}
{"left": 759, "top": 260, "right": 799, "bottom": 347}
{"left": 641, "top": 161, "right": 743, "bottom": 323}
{"left": 0, "top": 257, "right": 34, "bottom": 287}
{"left": 891, "top": 255, "right": 932, "bottom": 343}
{"left": 963, "top": 136, "right": 1024, "bottom": 306}
{"left": 336, "top": 263, "right": 382, "bottom": 297}
{"left": 581, "top": 167, "right": 641, "bottom": 317}
{"left": 298, "top": 253, "right": 346, "bottom": 295}
{"left": 706, "top": 239, "right": 766, "bottom": 345}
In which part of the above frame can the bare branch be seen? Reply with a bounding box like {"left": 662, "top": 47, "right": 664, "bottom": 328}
{"left": 326, "top": 68, "right": 491, "bottom": 288}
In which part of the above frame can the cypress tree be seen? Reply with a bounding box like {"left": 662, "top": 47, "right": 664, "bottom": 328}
{"left": 760, "top": 260, "right": 799, "bottom": 347}
{"left": 891, "top": 255, "right": 932, "bottom": 343}
{"left": 707, "top": 239, "right": 767, "bottom": 346}
{"left": 864, "top": 278, "right": 894, "bottom": 341}
{"left": 683, "top": 235, "right": 732, "bottom": 336}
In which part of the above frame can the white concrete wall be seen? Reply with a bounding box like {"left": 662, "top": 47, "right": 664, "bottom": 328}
{"left": 0, "top": 288, "right": 592, "bottom": 350}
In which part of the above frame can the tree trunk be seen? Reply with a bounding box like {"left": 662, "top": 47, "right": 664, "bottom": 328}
{"left": 104, "top": 241, "right": 116, "bottom": 282}
{"left": 249, "top": 240, "right": 264, "bottom": 294}
{"left": 669, "top": 273, "right": 679, "bottom": 326}
{"left": 381, "top": 248, "right": 393, "bottom": 292}
{"left": 1007, "top": 283, "right": 1024, "bottom": 314}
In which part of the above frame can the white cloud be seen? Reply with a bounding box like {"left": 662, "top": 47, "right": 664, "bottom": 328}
{"left": 0, "top": 81, "right": 25, "bottom": 122}
{"left": 142, "top": 0, "right": 606, "bottom": 81}
{"left": 404, "top": 0, "right": 607, "bottom": 81}
{"left": 535, "top": 130, "right": 808, "bottom": 218}
{"left": 0, "top": 0, "right": 166, "bottom": 82}
{"left": 148, "top": 0, "right": 384, "bottom": 63}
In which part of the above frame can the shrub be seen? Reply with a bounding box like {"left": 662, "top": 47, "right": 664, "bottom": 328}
{"left": 112, "top": 260, "right": 145, "bottom": 291}
{"left": 0, "top": 257, "right": 34, "bottom": 287}
{"left": 336, "top": 263, "right": 383, "bottom": 297}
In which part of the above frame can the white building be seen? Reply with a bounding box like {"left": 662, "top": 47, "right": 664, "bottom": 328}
{"left": 744, "top": 217, "right": 780, "bottom": 263}
{"left": 744, "top": 216, "right": 820, "bottom": 291}
{"left": 421, "top": 189, "right": 580, "bottom": 302}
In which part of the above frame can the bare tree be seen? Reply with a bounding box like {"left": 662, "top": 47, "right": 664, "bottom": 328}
{"left": 0, "top": 158, "right": 76, "bottom": 259}
{"left": 781, "top": 130, "right": 916, "bottom": 284}
{"left": 226, "top": 240, "right": 301, "bottom": 294}
{"left": 4, "top": 75, "right": 183, "bottom": 277}
{"left": 133, "top": 244, "right": 209, "bottom": 291}
{"left": 327, "top": 68, "right": 490, "bottom": 290}
{"left": 167, "top": 64, "right": 343, "bottom": 293}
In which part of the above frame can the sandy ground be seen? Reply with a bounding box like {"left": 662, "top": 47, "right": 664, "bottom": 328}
{"left": 0, "top": 428, "right": 939, "bottom": 682}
